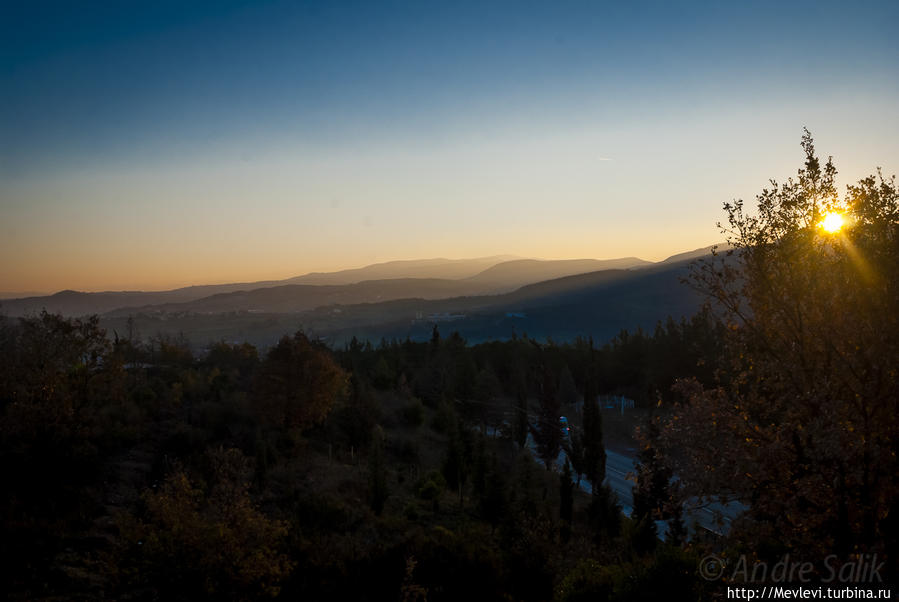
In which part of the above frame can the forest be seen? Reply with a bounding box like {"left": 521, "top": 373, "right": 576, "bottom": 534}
{"left": 0, "top": 307, "right": 724, "bottom": 601}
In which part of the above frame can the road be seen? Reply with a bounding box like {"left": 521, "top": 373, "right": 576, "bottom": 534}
{"left": 524, "top": 432, "right": 744, "bottom": 538}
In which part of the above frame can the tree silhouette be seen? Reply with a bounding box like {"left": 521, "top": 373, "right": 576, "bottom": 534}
{"left": 559, "top": 459, "right": 574, "bottom": 542}
{"left": 659, "top": 130, "right": 899, "bottom": 565}
{"left": 582, "top": 368, "right": 606, "bottom": 489}
{"left": 254, "top": 331, "right": 347, "bottom": 431}
{"left": 532, "top": 363, "right": 562, "bottom": 470}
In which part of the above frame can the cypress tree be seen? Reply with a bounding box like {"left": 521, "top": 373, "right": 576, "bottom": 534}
{"left": 582, "top": 372, "right": 606, "bottom": 489}
{"left": 559, "top": 459, "right": 574, "bottom": 542}
{"left": 533, "top": 364, "right": 561, "bottom": 470}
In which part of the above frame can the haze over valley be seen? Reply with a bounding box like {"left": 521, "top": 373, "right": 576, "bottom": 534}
{"left": 0, "top": 247, "right": 717, "bottom": 348}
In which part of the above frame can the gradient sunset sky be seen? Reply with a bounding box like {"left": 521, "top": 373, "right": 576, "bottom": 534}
{"left": 2, "top": 0, "right": 898, "bottom": 292}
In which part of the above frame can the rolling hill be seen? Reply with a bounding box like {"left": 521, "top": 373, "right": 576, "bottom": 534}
{"left": 0, "top": 256, "right": 518, "bottom": 317}
{"left": 299, "top": 257, "right": 706, "bottom": 345}
{"left": 8, "top": 246, "right": 721, "bottom": 349}
{"left": 0, "top": 254, "right": 654, "bottom": 317}
{"left": 103, "top": 278, "right": 500, "bottom": 316}
{"left": 95, "top": 249, "right": 716, "bottom": 349}
{"left": 462, "top": 257, "right": 652, "bottom": 290}
{"left": 284, "top": 256, "right": 520, "bottom": 285}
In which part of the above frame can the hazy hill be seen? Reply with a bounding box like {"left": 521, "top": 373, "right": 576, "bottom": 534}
{"left": 349, "top": 258, "right": 701, "bottom": 344}
{"left": 0, "top": 285, "right": 300, "bottom": 317}
{"left": 0, "top": 283, "right": 297, "bottom": 317}
{"left": 657, "top": 243, "right": 728, "bottom": 265}
{"left": 103, "top": 278, "right": 501, "bottom": 316}
{"left": 285, "top": 255, "right": 520, "bottom": 285}
{"left": 0, "top": 291, "right": 48, "bottom": 300}
{"left": 97, "top": 252, "right": 711, "bottom": 349}
{"left": 0, "top": 256, "right": 519, "bottom": 317}
{"left": 463, "top": 257, "right": 651, "bottom": 290}
{"left": 1, "top": 290, "right": 193, "bottom": 317}
{"left": 3, "top": 249, "right": 718, "bottom": 324}
{"left": 0, "top": 255, "right": 640, "bottom": 317}
{"left": 305, "top": 258, "right": 704, "bottom": 345}
{"left": 108, "top": 258, "right": 649, "bottom": 317}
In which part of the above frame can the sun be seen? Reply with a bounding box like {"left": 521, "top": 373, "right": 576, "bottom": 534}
{"left": 819, "top": 212, "right": 845, "bottom": 233}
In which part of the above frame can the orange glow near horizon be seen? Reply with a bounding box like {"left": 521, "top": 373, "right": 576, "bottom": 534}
{"left": 0, "top": 236, "right": 705, "bottom": 294}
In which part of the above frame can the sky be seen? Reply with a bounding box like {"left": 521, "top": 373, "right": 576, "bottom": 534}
{"left": 2, "top": 0, "right": 898, "bottom": 293}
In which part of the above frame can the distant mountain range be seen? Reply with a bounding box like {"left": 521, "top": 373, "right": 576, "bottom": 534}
{"left": 292, "top": 256, "right": 712, "bottom": 345}
{"left": 0, "top": 253, "right": 674, "bottom": 317}
{"left": 461, "top": 257, "right": 652, "bottom": 290}
{"left": 0, "top": 291, "right": 48, "bottom": 300}
{"left": 16, "top": 244, "right": 722, "bottom": 348}
{"left": 283, "top": 256, "right": 521, "bottom": 285}
{"left": 104, "top": 279, "right": 497, "bottom": 316}
{"left": 1, "top": 245, "right": 725, "bottom": 347}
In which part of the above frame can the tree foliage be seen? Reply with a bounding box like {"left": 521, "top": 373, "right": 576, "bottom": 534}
{"left": 532, "top": 363, "right": 562, "bottom": 470}
{"left": 254, "top": 331, "right": 347, "bottom": 430}
{"left": 124, "top": 449, "right": 293, "bottom": 599}
{"left": 659, "top": 130, "right": 899, "bottom": 563}
{"left": 581, "top": 368, "right": 606, "bottom": 490}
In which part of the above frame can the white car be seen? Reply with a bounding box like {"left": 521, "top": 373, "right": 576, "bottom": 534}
{"left": 559, "top": 416, "right": 571, "bottom": 440}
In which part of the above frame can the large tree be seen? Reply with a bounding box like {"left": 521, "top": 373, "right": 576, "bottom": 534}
{"left": 658, "top": 131, "right": 898, "bottom": 566}
{"left": 254, "top": 331, "right": 347, "bottom": 431}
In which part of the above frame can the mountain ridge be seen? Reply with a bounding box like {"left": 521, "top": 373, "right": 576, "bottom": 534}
{"left": 1, "top": 246, "right": 721, "bottom": 318}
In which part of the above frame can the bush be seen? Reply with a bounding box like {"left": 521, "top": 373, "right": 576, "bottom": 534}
{"left": 122, "top": 455, "right": 293, "bottom": 599}
{"left": 430, "top": 400, "right": 454, "bottom": 434}
{"left": 401, "top": 399, "right": 424, "bottom": 427}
